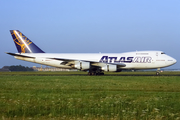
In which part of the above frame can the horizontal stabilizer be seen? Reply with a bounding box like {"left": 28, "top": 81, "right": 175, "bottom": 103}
{"left": 6, "top": 52, "right": 35, "bottom": 58}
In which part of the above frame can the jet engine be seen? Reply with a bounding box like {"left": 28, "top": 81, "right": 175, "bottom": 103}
{"left": 101, "top": 65, "right": 121, "bottom": 72}
{"left": 74, "top": 61, "right": 90, "bottom": 70}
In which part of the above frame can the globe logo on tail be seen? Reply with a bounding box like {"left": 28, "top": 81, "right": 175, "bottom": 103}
{"left": 11, "top": 30, "right": 32, "bottom": 53}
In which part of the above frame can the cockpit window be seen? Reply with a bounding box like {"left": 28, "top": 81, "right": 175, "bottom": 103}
{"left": 161, "top": 52, "right": 165, "bottom": 54}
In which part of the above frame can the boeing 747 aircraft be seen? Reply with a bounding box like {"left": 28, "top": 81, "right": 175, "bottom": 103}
{"left": 6, "top": 30, "right": 177, "bottom": 75}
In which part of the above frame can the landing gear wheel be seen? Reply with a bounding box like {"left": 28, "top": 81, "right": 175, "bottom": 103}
{"left": 88, "top": 72, "right": 92, "bottom": 75}
{"left": 101, "top": 73, "right": 104, "bottom": 75}
{"left": 88, "top": 72, "right": 104, "bottom": 76}
{"left": 92, "top": 72, "right": 96, "bottom": 75}
{"left": 98, "top": 72, "right": 104, "bottom": 75}
{"left": 156, "top": 72, "right": 160, "bottom": 76}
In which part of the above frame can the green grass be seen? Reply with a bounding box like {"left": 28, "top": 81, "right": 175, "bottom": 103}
{"left": 0, "top": 71, "right": 180, "bottom": 119}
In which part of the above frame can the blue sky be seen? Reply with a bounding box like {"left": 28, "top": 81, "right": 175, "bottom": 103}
{"left": 0, "top": 0, "right": 180, "bottom": 69}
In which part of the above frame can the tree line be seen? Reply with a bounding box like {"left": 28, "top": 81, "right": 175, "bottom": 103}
{"left": 8, "top": 65, "right": 34, "bottom": 71}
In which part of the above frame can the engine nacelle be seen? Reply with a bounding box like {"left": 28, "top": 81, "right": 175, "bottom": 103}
{"left": 74, "top": 61, "right": 90, "bottom": 70}
{"left": 101, "top": 65, "right": 118, "bottom": 72}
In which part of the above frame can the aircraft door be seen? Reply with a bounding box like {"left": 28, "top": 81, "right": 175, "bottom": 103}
{"left": 151, "top": 52, "right": 158, "bottom": 67}
{"left": 155, "top": 52, "right": 159, "bottom": 61}
{"left": 156, "top": 52, "right": 158, "bottom": 58}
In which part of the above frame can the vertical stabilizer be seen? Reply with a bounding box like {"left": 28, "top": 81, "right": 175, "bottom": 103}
{"left": 10, "top": 30, "right": 45, "bottom": 53}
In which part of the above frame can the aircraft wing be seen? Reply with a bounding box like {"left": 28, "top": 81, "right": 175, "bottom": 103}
{"left": 50, "top": 57, "right": 126, "bottom": 68}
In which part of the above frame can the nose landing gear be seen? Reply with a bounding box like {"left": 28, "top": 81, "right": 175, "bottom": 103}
{"left": 156, "top": 72, "right": 160, "bottom": 76}
{"left": 156, "top": 68, "right": 160, "bottom": 76}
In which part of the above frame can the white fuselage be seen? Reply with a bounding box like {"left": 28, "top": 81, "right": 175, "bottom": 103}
{"left": 14, "top": 51, "right": 176, "bottom": 70}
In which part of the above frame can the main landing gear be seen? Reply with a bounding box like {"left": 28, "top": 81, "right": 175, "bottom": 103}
{"left": 88, "top": 72, "right": 104, "bottom": 76}
{"left": 156, "top": 68, "right": 160, "bottom": 76}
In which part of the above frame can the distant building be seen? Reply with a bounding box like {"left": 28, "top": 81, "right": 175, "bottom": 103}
{"left": 0, "top": 66, "right": 10, "bottom": 72}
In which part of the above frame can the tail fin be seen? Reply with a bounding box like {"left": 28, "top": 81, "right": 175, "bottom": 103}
{"left": 10, "top": 30, "right": 45, "bottom": 53}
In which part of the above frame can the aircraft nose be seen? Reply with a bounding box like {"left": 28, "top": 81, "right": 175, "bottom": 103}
{"left": 173, "top": 58, "right": 177, "bottom": 64}
{"left": 168, "top": 57, "right": 177, "bottom": 65}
